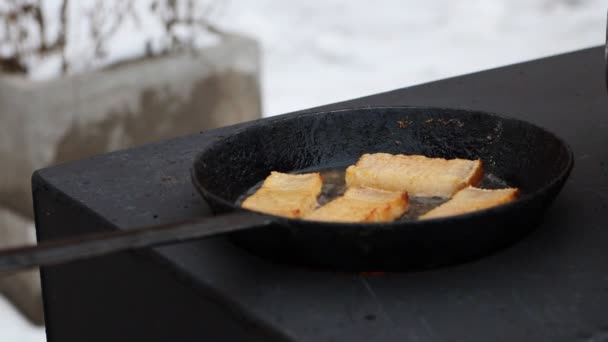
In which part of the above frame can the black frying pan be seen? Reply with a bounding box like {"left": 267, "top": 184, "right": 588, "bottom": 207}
{"left": 0, "top": 107, "right": 573, "bottom": 272}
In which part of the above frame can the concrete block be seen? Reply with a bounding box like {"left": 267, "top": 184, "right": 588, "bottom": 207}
{"left": 0, "top": 33, "right": 262, "bottom": 324}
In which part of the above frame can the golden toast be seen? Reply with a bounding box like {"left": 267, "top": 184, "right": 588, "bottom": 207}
{"left": 305, "top": 186, "right": 409, "bottom": 223}
{"left": 345, "top": 153, "right": 483, "bottom": 197}
{"left": 419, "top": 186, "right": 519, "bottom": 220}
{"left": 241, "top": 171, "right": 322, "bottom": 218}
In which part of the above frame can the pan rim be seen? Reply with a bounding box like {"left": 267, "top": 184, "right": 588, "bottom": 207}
{"left": 192, "top": 105, "right": 574, "bottom": 228}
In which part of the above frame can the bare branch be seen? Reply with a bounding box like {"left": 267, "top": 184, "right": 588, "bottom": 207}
{"left": 125, "top": 0, "right": 141, "bottom": 29}
{"left": 59, "top": 0, "right": 68, "bottom": 72}
{"left": 88, "top": 0, "right": 136, "bottom": 60}
{"left": 33, "top": 0, "right": 46, "bottom": 51}
{"left": 1, "top": 0, "right": 221, "bottom": 76}
{"left": 0, "top": 0, "right": 67, "bottom": 73}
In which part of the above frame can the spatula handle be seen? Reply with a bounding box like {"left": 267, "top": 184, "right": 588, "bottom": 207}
{"left": 0, "top": 211, "right": 271, "bottom": 273}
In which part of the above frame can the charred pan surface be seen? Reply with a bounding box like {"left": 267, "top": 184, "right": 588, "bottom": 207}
{"left": 193, "top": 107, "right": 573, "bottom": 271}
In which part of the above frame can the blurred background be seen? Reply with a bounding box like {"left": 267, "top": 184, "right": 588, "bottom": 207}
{"left": 215, "top": 0, "right": 604, "bottom": 116}
{"left": 0, "top": 0, "right": 605, "bottom": 340}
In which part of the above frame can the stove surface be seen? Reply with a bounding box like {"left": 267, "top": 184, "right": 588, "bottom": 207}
{"left": 35, "top": 47, "right": 608, "bottom": 342}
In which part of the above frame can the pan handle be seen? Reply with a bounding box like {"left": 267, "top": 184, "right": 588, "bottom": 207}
{"left": 0, "top": 211, "right": 273, "bottom": 274}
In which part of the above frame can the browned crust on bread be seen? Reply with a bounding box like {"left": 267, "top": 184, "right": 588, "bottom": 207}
{"left": 241, "top": 172, "right": 322, "bottom": 218}
{"left": 345, "top": 153, "right": 484, "bottom": 197}
{"left": 419, "top": 186, "right": 519, "bottom": 220}
{"left": 466, "top": 159, "right": 484, "bottom": 188}
{"left": 305, "top": 186, "right": 409, "bottom": 223}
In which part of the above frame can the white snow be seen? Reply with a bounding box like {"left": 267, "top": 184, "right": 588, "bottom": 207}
{"left": 211, "top": 0, "right": 606, "bottom": 116}
{"left": 0, "top": 1, "right": 605, "bottom": 341}
{"left": 0, "top": 0, "right": 222, "bottom": 80}
{"left": 0, "top": 294, "right": 46, "bottom": 341}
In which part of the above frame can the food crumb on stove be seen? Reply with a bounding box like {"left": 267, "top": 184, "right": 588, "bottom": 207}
{"left": 397, "top": 120, "right": 411, "bottom": 128}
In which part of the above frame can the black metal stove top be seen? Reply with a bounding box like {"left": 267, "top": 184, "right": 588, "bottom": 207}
{"left": 35, "top": 47, "right": 608, "bottom": 342}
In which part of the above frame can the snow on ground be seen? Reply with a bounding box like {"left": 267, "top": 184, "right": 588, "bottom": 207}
{"left": 1, "top": 0, "right": 221, "bottom": 80}
{"left": 0, "top": 1, "right": 605, "bottom": 341}
{"left": 213, "top": 0, "right": 605, "bottom": 116}
{"left": 0, "top": 294, "right": 46, "bottom": 341}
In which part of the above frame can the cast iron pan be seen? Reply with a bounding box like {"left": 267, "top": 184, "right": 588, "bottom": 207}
{"left": 0, "top": 107, "right": 573, "bottom": 272}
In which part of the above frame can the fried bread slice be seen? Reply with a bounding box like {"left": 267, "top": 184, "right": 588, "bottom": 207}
{"left": 241, "top": 171, "right": 323, "bottom": 218}
{"left": 305, "top": 186, "right": 409, "bottom": 223}
{"left": 345, "top": 153, "right": 483, "bottom": 197}
{"left": 419, "top": 186, "right": 519, "bottom": 220}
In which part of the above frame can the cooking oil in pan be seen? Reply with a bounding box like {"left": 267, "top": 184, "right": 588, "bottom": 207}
{"left": 316, "top": 167, "right": 448, "bottom": 221}
{"left": 239, "top": 166, "right": 510, "bottom": 221}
